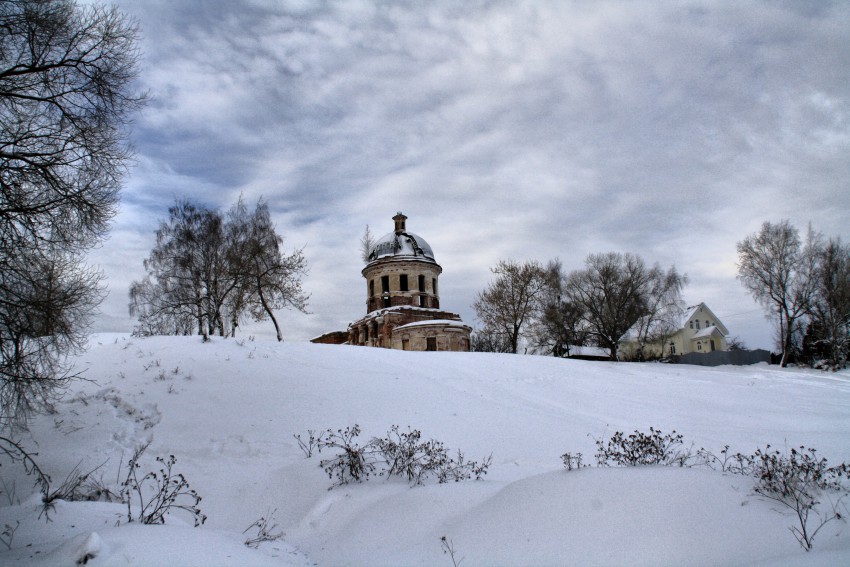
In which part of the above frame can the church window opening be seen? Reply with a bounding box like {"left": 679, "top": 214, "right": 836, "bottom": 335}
{"left": 400, "top": 274, "right": 409, "bottom": 291}
{"left": 418, "top": 274, "right": 425, "bottom": 291}
{"left": 381, "top": 276, "right": 389, "bottom": 293}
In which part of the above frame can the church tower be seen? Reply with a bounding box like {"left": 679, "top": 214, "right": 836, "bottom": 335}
{"left": 348, "top": 213, "right": 471, "bottom": 351}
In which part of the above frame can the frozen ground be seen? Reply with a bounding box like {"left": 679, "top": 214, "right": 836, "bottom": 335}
{"left": 1, "top": 334, "right": 848, "bottom": 566}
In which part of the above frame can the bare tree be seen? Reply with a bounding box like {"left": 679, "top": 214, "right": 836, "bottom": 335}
{"left": 360, "top": 224, "right": 375, "bottom": 263}
{"left": 233, "top": 200, "right": 309, "bottom": 342}
{"left": 737, "top": 221, "right": 819, "bottom": 367}
{"left": 131, "top": 198, "right": 309, "bottom": 342}
{"left": 130, "top": 201, "right": 228, "bottom": 341}
{"left": 1, "top": 0, "right": 144, "bottom": 424}
{"left": 563, "top": 253, "right": 658, "bottom": 361}
{"left": 630, "top": 266, "right": 688, "bottom": 360}
{"left": 805, "top": 238, "right": 850, "bottom": 368}
{"left": 470, "top": 329, "right": 513, "bottom": 353}
{"left": 473, "top": 260, "right": 548, "bottom": 354}
{"left": 529, "top": 260, "right": 589, "bottom": 357}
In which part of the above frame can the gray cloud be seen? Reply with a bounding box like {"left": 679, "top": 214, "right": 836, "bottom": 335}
{"left": 92, "top": 0, "right": 850, "bottom": 349}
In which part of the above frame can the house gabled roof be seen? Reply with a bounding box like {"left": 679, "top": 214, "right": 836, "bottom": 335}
{"left": 681, "top": 303, "right": 729, "bottom": 336}
{"left": 619, "top": 301, "right": 729, "bottom": 344}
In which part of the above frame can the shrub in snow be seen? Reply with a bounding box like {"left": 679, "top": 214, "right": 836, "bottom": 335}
{"left": 748, "top": 445, "right": 849, "bottom": 551}
{"left": 0, "top": 435, "right": 50, "bottom": 503}
{"left": 375, "top": 425, "right": 491, "bottom": 486}
{"left": 1, "top": 520, "right": 18, "bottom": 551}
{"left": 120, "top": 443, "right": 206, "bottom": 526}
{"left": 440, "top": 535, "right": 462, "bottom": 567}
{"left": 594, "top": 428, "right": 687, "bottom": 467}
{"left": 293, "top": 429, "right": 319, "bottom": 458}
{"left": 560, "top": 452, "right": 585, "bottom": 471}
{"left": 317, "top": 425, "right": 378, "bottom": 487}
{"left": 565, "top": 430, "right": 850, "bottom": 551}
{"left": 306, "top": 424, "right": 491, "bottom": 488}
{"left": 243, "top": 508, "right": 284, "bottom": 548}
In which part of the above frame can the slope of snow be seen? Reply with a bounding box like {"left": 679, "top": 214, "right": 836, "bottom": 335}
{"left": 1, "top": 334, "right": 848, "bottom": 566}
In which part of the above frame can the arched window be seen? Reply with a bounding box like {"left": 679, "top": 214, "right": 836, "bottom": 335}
{"left": 695, "top": 320, "right": 700, "bottom": 330}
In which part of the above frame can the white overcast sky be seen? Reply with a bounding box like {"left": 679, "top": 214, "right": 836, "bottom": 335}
{"left": 89, "top": 0, "right": 850, "bottom": 350}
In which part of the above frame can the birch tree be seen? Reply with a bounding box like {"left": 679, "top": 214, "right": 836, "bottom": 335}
{"left": 736, "top": 221, "right": 819, "bottom": 367}
{"left": 473, "top": 260, "right": 548, "bottom": 354}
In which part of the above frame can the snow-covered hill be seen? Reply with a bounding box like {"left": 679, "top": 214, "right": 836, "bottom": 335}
{"left": 1, "top": 334, "right": 849, "bottom": 566}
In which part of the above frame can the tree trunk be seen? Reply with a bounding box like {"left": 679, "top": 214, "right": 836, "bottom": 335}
{"left": 257, "top": 285, "right": 282, "bottom": 342}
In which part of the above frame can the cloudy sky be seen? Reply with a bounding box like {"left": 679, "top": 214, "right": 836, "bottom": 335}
{"left": 89, "top": 0, "right": 850, "bottom": 350}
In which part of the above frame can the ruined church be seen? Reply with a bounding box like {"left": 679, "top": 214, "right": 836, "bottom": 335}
{"left": 312, "top": 213, "right": 472, "bottom": 351}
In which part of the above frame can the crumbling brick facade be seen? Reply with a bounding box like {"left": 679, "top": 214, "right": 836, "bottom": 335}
{"left": 312, "top": 212, "right": 471, "bottom": 351}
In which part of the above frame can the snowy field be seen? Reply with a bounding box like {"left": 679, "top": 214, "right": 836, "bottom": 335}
{"left": 1, "top": 334, "right": 849, "bottom": 566}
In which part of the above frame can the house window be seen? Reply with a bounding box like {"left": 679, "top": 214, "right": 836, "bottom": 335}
{"left": 400, "top": 274, "right": 409, "bottom": 292}
{"left": 705, "top": 320, "right": 710, "bottom": 328}
{"left": 381, "top": 276, "right": 389, "bottom": 293}
{"left": 669, "top": 342, "right": 676, "bottom": 355}
{"left": 689, "top": 321, "right": 693, "bottom": 329}
{"left": 426, "top": 337, "right": 437, "bottom": 351}
{"left": 418, "top": 274, "right": 425, "bottom": 291}
{"left": 695, "top": 320, "right": 700, "bottom": 330}
{"left": 697, "top": 342, "right": 702, "bottom": 351}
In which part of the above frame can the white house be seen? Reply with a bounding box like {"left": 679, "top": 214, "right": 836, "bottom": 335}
{"left": 619, "top": 303, "right": 730, "bottom": 359}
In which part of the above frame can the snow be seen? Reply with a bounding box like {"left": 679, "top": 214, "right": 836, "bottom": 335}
{"left": 369, "top": 231, "right": 435, "bottom": 261}
{"left": 1, "top": 333, "right": 849, "bottom": 566}
{"left": 395, "top": 319, "right": 470, "bottom": 329}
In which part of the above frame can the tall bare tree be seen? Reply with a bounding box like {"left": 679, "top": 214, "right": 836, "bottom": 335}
{"left": 131, "top": 198, "right": 308, "bottom": 342}
{"left": 563, "top": 252, "right": 659, "bottom": 360}
{"left": 1, "top": 0, "right": 144, "bottom": 424}
{"left": 473, "top": 260, "right": 548, "bottom": 354}
{"left": 806, "top": 238, "right": 850, "bottom": 368}
{"left": 529, "top": 260, "right": 589, "bottom": 357}
{"left": 231, "top": 199, "right": 309, "bottom": 342}
{"left": 130, "top": 201, "right": 229, "bottom": 341}
{"left": 737, "top": 221, "right": 818, "bottom": 367}
{"left": 630, "top": 266, "right": 688, "bottom": 360}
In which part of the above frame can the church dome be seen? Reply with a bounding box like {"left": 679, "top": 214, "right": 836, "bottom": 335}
{"left": 367, "top": 213, "right": 436, "bottom": 262}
